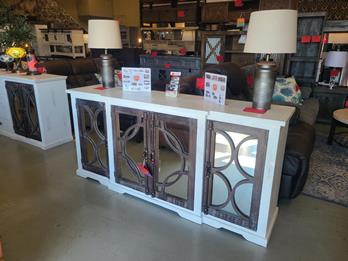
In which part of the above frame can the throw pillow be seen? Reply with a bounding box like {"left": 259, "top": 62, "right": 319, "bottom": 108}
{"left": 272, "top": 76, "right": 302, "bottom": 105}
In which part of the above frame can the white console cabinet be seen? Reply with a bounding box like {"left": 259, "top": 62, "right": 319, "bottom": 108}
{"left": 67, "top": 86, "right": 294, "bottom": 247}
{"left": 0, "top": 72, "right": 73, "bottom": 149}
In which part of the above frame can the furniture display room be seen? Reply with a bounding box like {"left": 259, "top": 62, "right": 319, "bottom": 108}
{"left": 1, "top": 0, "right": 348, "bottom": 260}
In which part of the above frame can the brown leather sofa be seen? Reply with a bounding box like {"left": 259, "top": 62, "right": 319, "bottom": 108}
{"left": 180, "top": 63, "right": 318, "bottom": 199}
{"left": 40, "top": 58, "right": 102, "bottom": 88}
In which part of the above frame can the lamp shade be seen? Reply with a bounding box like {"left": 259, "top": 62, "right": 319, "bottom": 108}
{"left": 325, "top": 51, "right": 348, "bottom": 68}
{"left": 88, "top": 19, "right": 122, "bottom": 49}
{"left": 244, "top": 9, "right": 298, "bottom": 54}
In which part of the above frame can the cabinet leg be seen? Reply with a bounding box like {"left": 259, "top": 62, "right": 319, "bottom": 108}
{"left": 328, "top": 118, "right": 337, "bottom": 145}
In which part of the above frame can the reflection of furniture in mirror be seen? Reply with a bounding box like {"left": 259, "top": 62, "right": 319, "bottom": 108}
{"left": 204, "top": 121, "right": 268, "bottom": 230}
{"left": 76, "top": 99, "right": 109, "bottom": 178}
{"left": 112, "top": 106, "right": 197, "bottom": 210}
{"left": 0, "top": 74, "right": 72, "bottom": 149}
{"left": 68, "top": 87, "right": 294, "bottom": 247}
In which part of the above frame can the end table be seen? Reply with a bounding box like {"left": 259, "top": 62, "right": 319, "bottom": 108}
{"left": 328, "top": 108, "right": 348, "bottom": 146}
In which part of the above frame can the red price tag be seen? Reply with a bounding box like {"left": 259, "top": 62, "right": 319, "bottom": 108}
{"left": 311, "top": 35, "right": 321, "bottom": 43}
{"left": 177, "top": 10, "right": 185, "bottom": 18}
{"left": 151, "top": 51, "right": 158, "bottom": 57}
{"left": 165, "top": 63, "right": 171, "bottom": 69}
{"left": 323, "top": 34, "right": 328, "bottom": 44}
{"left": 243, "top": 107, "right": 267, "bottom": 114}
{"left": 196, "top": 77, "right": 205, "bottom": 90}
{"left": 179, "top": 48, "right": 186, "bottom": 55}
{"left": 216, "top": 55, "right": 224, "bottom": 63}
{"left": 301, "top": 36, "right": 311, "bottom": 43}
{"left": 235, "top": 0, "right": 244, "bottom": 7}
{"left": 246, "top": 75, "right": 254, "bottom": 88}
{"left": 330, "top": 68, "right": 340, "bottom": 77}
{"left": 37, "top": 67, "right": 46, "bottom": 73}
{"left": 95, "top": 86, "right": 107, "bottom": 90}
{"left": 137, "top": 163, "right": 152, "bottom": 177}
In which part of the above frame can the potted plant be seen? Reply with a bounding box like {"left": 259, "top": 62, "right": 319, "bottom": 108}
{"left": 0, "top": 3, "right": 33, "bottom": 72}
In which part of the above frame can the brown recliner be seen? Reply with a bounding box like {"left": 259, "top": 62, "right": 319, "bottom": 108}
{"left": 40, "top": 58, "right": 100, "bottom": 89}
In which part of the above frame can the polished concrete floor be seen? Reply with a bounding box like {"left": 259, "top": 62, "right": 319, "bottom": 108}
{"left": 0, "top": 135, "right": 347, "bottom": 261}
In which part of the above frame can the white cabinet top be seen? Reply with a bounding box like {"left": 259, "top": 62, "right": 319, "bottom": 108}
{"left": 67, "top": 85, "right": 295, "bottom": 127}
{"left": 0, "top": 73, "right": 67, "bottom": 84}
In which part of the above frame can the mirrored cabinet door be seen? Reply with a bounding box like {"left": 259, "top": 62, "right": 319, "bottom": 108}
{"left": 153, "top": 113, "right": 197, "bottom": 210}
{"left": 23, "top": 86, "right": 41, "bottom": 140}
{"left": 204, "top": 121, "right": 268, "bottom": 231}
{"left": 5, "top": 81, "right": 41, "bottom": 141}
{"left": 112, "top": 106, "right": 149, "bottom": 194}
{"left": 76, "top": 99, "right": 109, "bottom": 177}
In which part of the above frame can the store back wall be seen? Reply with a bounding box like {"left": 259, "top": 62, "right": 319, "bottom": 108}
{"left": 298, "top": 0, "right": 348, "bottom": 20}
{"left": 113, "top": 0, "right": 140, "bottom": 27}
{"left": 56, "top": 0, "right": 140, "bottom": 27}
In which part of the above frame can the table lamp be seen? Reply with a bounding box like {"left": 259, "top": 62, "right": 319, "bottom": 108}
{"left": 88, "top": 19, "right": 122, "bottom": 88}
{"left": 325, "top": 51, "right": 348, "bottom": 89}
{"left": 244, "top": 9, "right": 297, "bottom": 110}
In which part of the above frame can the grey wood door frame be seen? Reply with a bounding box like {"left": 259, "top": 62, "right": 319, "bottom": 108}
{"left": 76, "top": 99, "right": 109, "bottom": 177}
{"left": 203, "top": 120, "right": 269, "bottom": 231}
{"left": 112, "top": 106, "right": 197, "bottom": 210}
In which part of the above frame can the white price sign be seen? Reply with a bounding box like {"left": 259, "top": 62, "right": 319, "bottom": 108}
{"left": 122, "top": 67, "right": 151, "bottom": 92}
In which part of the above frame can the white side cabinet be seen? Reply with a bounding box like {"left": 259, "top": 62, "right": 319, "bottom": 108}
{"left": 67, "top": 86, "right": 294, "bottom": 247}
{"left": 0, "top": 73, "right": 73, "bottom": 149}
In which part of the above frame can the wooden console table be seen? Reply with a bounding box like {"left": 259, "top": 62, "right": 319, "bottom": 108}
{"left": 0, "top": 72, "right": 72, "bottom": 149}
{"left": 67, "top": 86, "right": 294, "bottom": 247}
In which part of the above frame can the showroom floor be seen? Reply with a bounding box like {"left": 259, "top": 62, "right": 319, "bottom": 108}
{"left": 0, "top": 135, "right": 347, "bottom": 261}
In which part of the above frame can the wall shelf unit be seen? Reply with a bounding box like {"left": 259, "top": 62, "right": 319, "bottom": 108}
{"left": 36, "top": 27, "right": 86, "bottom": 58}
{"left": 140, "top": 0, "right": 201, "bottom": 54}
{"left": 286, "top": 12, "right": 327, "bottom": 86}
{"left": 200, "top": 0, "right": 298, "bottom": 68}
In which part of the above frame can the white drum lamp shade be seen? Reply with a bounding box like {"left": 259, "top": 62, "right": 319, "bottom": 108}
{"left": 244, "top": 9, "right": 298, "bottom": 54}
{"left": 88, "top": 19, "right": 122, "bottom": 49}
{"left": 325, "top": 51, "right": 348, "bottom": 68}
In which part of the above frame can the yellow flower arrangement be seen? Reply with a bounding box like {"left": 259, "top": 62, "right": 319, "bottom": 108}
{"left": 6, "top": 47, "right": 27, "bottom": 59}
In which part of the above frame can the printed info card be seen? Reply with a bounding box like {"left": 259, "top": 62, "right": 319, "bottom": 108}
{"left": 122, "top": 67, "right": 151, "bottom": 92}
{"left": 204, "top": 72, "right": 227, "bottom": 105}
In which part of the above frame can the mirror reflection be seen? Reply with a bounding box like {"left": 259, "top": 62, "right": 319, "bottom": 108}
{"left": 118, "top": 113, "right": 145, "bottom": 185}
{"left": 212, "top": 131, "right": 258, "bottom": 217}
{"left": 157, "top": 126, "right": 189, "bottom": 200}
